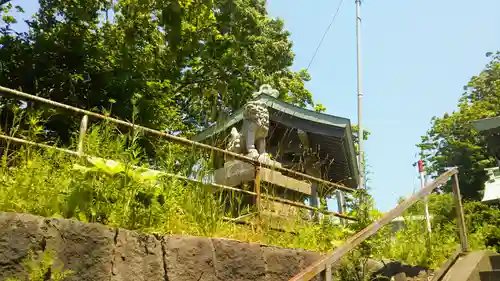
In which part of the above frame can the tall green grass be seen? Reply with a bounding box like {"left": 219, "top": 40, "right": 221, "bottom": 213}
{"left": 0, "top": 106, "right": 482, "bottom": 272}
{"left": 0, "top": 108, "right": 350, "bottom": 251}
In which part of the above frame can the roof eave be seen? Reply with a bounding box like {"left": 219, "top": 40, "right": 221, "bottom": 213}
{"left": 473, "top": 116, "right": 500, "bottom": 132}
{"left": 192, "top": 94, "right": 351, "bottom": 142}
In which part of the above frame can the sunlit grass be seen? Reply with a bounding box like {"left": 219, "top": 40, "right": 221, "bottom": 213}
{"left": 0, "top": 108, "right": 475, "bottom": 271}
{"left": 0, "top": 111, "right": 350, "bottom": 252}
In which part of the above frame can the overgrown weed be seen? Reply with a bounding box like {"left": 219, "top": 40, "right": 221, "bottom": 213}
{"left": 6, "top": 250, "right": 73, "bottom": 281}
{"left": 0, "top": 108, "right": 349, "bottom": 251}
{"left": 1, "top": 107, "right": 497, "bottom": 272}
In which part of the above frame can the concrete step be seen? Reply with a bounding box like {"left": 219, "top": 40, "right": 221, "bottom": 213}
{"left": 440, "top": 251, "right": 500, "bottom": 281}
{"left": 489, "top": 255, "right": 500, "bottom": 270}
{"left": 479, "top": 270, "right": 500, "bottom": 281}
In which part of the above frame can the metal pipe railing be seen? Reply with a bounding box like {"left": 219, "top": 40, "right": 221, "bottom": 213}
{"left": 0, "top": 133, "right": 357, "bottom": 221}
{"left": 0, "top": 86, "right": 355, "bottom": 193}
{"left": 288, "top": 167, "right": 469, "bottom": 281}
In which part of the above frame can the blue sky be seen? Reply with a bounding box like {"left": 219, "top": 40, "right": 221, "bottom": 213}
{"left": 8, "top": 0, "right": 500, "bottom": 212}
{"left": 267, "top": 0, "right": 500, "bottom": 211}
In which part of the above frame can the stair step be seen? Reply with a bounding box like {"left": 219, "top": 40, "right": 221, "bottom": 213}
{"left": 479, "top": 270, "right": 500, "bottom": 281}
{"left": 490, "top": 255, "right": 500, "bottom": 270}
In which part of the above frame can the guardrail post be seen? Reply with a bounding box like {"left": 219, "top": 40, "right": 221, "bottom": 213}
{"left": 325, "top": 264, "right": 332, "bottom": 281}
{"left": 451, "top": 173, "right": 469, "bottom": 252}
{"left": 255, "top": 166, "right": 262, "bottom": 229}
{"left": 77, "top": 115, "right": 88, "bottom": 157}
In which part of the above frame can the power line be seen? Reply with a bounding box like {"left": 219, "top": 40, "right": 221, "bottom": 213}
{"left": 306, "top": 0, "right": 345, "bottom": 71}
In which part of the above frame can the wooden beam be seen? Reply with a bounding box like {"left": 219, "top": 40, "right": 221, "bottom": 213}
{"left": 215, "top": 164, "right": 312, "bottom": 195}
{"left": 288, "top": 167, "right": 458, "bottom": 281}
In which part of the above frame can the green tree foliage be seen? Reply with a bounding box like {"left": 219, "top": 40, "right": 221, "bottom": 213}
{"left": 464, "top": 201, "right": 500, "bottom": 252}
{"left": 406, "top": 193, "right": 500, "bottom": 253}
{"left": 417, "top": 52, "right": 500, "bottom": 200}
{"left": 352, "top": 124, "right": 370, "bottom": 154}
{"left": 0, "top": 0, "right": 313, "bottom": 141}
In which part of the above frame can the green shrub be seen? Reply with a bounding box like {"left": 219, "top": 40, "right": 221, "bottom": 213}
{"left": 0, "top": 109, "right": 349, "bottom": 252}
{"left": 464, "top": 201, "right": 500, "bottom": 252}
{"left": 2, "top": 107, "right": 499, "bottom": 273}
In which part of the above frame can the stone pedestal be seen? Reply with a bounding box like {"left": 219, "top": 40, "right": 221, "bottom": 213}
{"left": 214, "top": 161, "right": 311, "bottom": 195}
{"left": 214, "top": 161, "right": 255, "bottom": 187}
{"left": 214, "top": 160, "right": 312, "bottom": 219}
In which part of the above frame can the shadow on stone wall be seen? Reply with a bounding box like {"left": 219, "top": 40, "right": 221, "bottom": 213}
{"left": 0, "top": 212, "right": 326, "bottom": 281}
{"left": 0, "top": 212, "right": 430, "bottom": 281}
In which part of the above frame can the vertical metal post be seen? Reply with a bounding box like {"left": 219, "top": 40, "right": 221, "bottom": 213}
{"left": 336, "top": 190, "right": 346, "bottom": 226}
{"left": 451, "top": 173, "right": 469, "bottom": 252}
{"left": 355, "top": 0, "right": 365, "bottom": 190}
{"left": 418, "top": 160, "right": 432, "bottom": 235}
{"left": 77, "top": 115, "right": 88, "bottom": 157}
{"left": 422, "top": 173, "right": 433, "bottom": 261}
{"left": 255, "top": 167, "right": 262, "bottom": 228}
{"left": 325, "top": 264, "right": 333, "bottom": 281}
{"left": 311, "top": 182, "right": 319, "bottom": 221}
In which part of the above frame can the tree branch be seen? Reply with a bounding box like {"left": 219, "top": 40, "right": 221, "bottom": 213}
{"left": 0, "top": 0, "right": 11, "bottom": 6}
{"left": 173, "top": 74, "right": 224, "bottom": 95}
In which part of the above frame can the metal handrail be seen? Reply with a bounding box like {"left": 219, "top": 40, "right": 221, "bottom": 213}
{"left": 0, "top": 86, "right": 355, "bottom": 193}
{"left": 429, "top": 245, "right": 463, "bottom": 281}
{"left": 288, "top": 167, "right": 469, "bottom": 281}
{"left": 0, "top": 133, "right": 357, "bottom": 221}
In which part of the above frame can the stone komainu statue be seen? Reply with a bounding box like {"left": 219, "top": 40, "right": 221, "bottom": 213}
{"left": 226, "top": 85, "right": 279, "bottom": 163}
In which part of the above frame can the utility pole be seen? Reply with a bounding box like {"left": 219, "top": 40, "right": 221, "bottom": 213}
{"left": 418, "top": 160, "right": 432, "bottom": 235}
{"left": 355, "top": 0, "right": 365, "bottom": 189}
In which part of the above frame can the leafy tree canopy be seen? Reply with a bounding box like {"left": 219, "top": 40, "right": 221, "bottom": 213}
{"left": 417, "top": 52, "right": 500, "bottom": 200}
{"left": 0, "top": 0, "right": 315, "bottom": 140}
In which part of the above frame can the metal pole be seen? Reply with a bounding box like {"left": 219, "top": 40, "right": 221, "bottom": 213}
{"left": 77, "top": 115, "right": 88, "bottom": 157}
{"left": 355, "top": 0, "right": 364, "bottom": 189}
{"left": 325, "top": 264, "right": 333, "bottom": 281}
{"left": 418, "top": 160, "right": 432, "bottom": 235}
{"left": 254, "top": 167, "right": 262, "bottom": 229}
{"left": 451, "top": 173, "right": 469, "bottom": 252}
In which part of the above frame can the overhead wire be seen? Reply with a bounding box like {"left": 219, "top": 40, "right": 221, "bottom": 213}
{"left": 306, "top": 0, "right": 345, "bottom": 71}
{"left": 298, "top": 0, "right": 349, "bottom": 182}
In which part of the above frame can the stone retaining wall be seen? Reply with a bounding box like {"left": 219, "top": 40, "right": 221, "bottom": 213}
{"left": 0, "top": 212, "right": 324, "bottom": 281}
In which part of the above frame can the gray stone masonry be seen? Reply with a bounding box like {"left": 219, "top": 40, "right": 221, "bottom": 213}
{"left": 0, "top": 212, "right": 325, "bottom": 281}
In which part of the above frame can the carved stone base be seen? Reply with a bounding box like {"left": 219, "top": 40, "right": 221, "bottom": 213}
{"left": 214, "top": 160, "right": 311, "bottom": 195}
{"left": 261, "top": 200, "right": 301, "bottom": 217}
{"left": 216, "top": 161, "right": 255, "bottom": 186}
